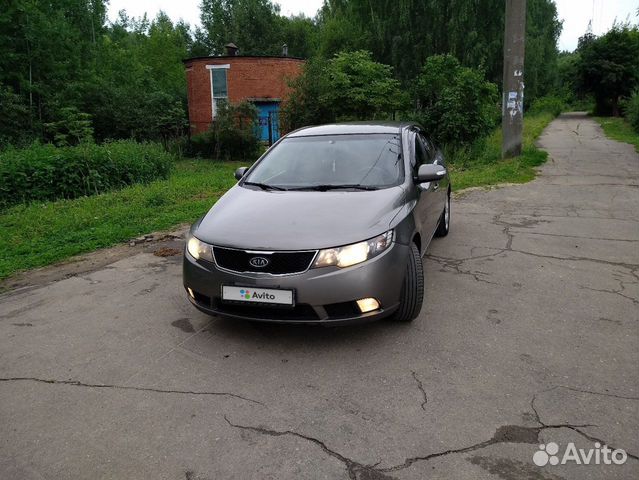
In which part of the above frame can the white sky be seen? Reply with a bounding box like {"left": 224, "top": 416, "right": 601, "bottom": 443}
{"left": 106, "top": 0, "right": 639, "bottom": 52}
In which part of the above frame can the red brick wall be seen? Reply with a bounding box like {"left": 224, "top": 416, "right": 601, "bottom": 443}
{"left": 184, "top": 56, "right": 305, "bottom": 134}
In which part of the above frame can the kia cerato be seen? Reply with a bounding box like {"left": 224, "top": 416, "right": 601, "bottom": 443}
{"left": 183, "top": 122, "right": 450, "bottom": 324}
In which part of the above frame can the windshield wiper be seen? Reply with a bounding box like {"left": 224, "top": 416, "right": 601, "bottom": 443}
{"left": 243, "top": 181, "right": 287, "bottom": 191}
{"left": 287, "top": 184, "right": 380, "bottom": 191}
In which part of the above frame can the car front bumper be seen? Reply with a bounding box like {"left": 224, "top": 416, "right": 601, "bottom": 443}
{"left": 182, "top": 242, "right": 409, "bottom": 324}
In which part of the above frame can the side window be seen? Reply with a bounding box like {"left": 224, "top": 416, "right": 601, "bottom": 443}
{"left": 417, "top": 133, "right": 434, "bottom": 164}
{"left": 414, "top": 133, "right": 432, "bottom": 180}
{"left": 414, "top": 132, "right": 427, "bottom": 172}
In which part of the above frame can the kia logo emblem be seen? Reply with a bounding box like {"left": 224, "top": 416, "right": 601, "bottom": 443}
{"left": 249, "top": 256, "right": 270, "bottom": 268}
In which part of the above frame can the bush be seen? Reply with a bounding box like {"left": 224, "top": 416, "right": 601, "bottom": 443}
{"left": 528, "top": 95, "right": 567, "bottom": 117}
{"left": 412, "top": 55, "right": 499, "bottom": 145}
{"left": 281, "top": 51, "right": 408, "bottom": 131}
{"left": 624, "top": 90, "right": 639, "bottom": 133}
{"left": 183, "top": 101, "right": 261, "bottom": 160}
{"left": 0, "top": 141, "right": 174, "bottom": 208}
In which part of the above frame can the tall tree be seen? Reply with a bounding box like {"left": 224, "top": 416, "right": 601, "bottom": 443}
{"left": 577, "top": 25, "right": 639, "bottom": 115}
{"left": 316, "top": 0, "right": 562, "bottom": 101}
{"left": 200, "top": 0, "right": 285, "bottom": 55}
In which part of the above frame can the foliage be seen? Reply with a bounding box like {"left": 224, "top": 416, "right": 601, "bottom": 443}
{"left": 316, "top": 0, "right": 562, "bottom": 100}
{"left": 0, "top": 141, "right": 174, "bottom": 208}
{"left": 528, "top": 95, "right": 567, "bottom": 117}
{"left": 0, "top": 2, "right": 191, "bottom": 144}
{"left": 623, "top": 90, "right": 639, "bottom": 133}
{"left": 524, "top": 0, "right": 563, "bottom": 101}
{"left": 447, "top": 112, "right": 554, "bottom": 190}
{"left": 44, "top": 107, "right": 94, "bottom": 146}
{"left": 325, "top": 51, "right": 407, "bottom": 120}
{"left": 595, "top": 116, "right": 639, "bottom": 152}
{"left": 577, "top": 25, "right": 639, "bottom": 116}
{"left": 0, "top": 159, "right": 243, "bottom": 280}
{"left": 0, "top": 87, "right": 33, "bottom": 148}
{"left": 281, "top": 57, "right": 333, "bottom": 131}
{"left": 202, "top": 0, "right": 279, "bottom": 55}
{"left": 282, "top": 51, "right": 406, "bottom": 130}
{"left": 184, "top": 101, "right": 261, "bottom": 160}
{"left": 412, "top": 55, "right": 499, "bottom": 145}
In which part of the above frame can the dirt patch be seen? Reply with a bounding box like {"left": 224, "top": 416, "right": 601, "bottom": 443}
{"left": 153, "top": 247, "right": 182, "bottom": 257}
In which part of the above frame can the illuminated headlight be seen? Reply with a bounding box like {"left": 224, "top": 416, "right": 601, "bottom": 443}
{"left": 187, "top": 235, "right": 214, "bottom": 262}
{"left": 313, "top": 230, "right": 393, "bottom": 268}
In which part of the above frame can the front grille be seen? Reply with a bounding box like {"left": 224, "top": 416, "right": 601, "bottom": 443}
{"left": 213, "top": 298, "right": 319, "bottom": 321}
{"left": 213, "top": 247, "right": 316, "bottom": 274}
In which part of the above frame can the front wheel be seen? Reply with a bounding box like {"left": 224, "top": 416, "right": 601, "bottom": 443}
{"left": 392, "top": 243, "right": 424, "bottom": 322}
{"left": 434, "top": 192, "right": 450, "bottom": 237}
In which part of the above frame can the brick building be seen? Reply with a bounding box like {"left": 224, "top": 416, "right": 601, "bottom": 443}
{"left": 183, "top": 45, "right": 305, "bottom": 142}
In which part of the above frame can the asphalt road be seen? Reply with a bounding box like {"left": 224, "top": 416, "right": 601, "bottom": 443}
{"left": 1, "top": 113, "right": 637, "bottom": 480}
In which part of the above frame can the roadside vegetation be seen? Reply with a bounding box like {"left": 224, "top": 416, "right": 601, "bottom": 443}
{"left": 448, "top": 113, "right": 554, "bottom": 191}
{"left": 595, "top": 117, "right": 639, "bottom": 153}
{"left": 0, "top": 141, "right": 173, "bottom": 208}
{"left": 0, "top": 160, "right": 241, "bottom": 279}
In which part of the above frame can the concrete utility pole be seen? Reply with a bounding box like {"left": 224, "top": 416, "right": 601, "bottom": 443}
{"left": 502, "top": 0, "right": 526, "bottom": 158}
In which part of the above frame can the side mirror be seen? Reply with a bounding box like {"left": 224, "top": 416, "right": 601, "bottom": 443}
{"left": 234, "top": 167, "right": 249, "bottom": 181}
{"left": 417, "top": 164, "right": 447, "bottom": 183}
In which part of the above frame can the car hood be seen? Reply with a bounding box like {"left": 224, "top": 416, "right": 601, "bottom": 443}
{"left": 195, "top": 185, "right": 406, "bottom": 250}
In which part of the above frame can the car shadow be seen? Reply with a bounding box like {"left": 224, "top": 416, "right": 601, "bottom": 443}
{"left": 204, "top": 314, "right": 413, "bottom": 351}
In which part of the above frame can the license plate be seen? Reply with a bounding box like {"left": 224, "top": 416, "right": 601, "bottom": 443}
{"left": 221, "top": 285, "right": 294, "bottom": 306}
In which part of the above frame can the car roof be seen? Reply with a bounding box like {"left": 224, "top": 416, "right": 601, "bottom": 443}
{"left": 286, "top": 121, "right": 419, "bottom": 138}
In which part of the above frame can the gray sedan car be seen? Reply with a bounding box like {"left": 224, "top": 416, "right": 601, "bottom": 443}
{"left": 183, "top": 122, "right": 450, "bottom": 324}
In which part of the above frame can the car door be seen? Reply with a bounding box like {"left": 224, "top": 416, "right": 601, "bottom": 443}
{"left": 411, "top": 130, "right": 440, "bottom": 240}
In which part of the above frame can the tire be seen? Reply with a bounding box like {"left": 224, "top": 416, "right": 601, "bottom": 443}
{"left": 392, "top": 243, "right": 424, "bottom": 323}
{"left": 434, "top": 192, "right": 450, "bottom": 237}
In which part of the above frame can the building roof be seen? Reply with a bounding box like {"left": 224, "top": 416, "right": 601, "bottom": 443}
{"left": 287, "top": 122, "right": 419, "bottom": 137}
{"left": 183, "top": 55, "right": 305, "bottom": 63}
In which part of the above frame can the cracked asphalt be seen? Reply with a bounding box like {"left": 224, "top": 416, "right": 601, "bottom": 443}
{"left": 1, "top": 113, "right": 638, "bottom": 479}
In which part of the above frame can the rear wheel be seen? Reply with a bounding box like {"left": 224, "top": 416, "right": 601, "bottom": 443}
{"left": 434, "top": 192, "right": 450, "bottom": 237}
{"left": 392, "top": 243, "right": 424, "bottom": 322}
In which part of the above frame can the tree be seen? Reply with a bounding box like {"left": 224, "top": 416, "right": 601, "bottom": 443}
{"left": 315, "top": 0, "right": 562, "bottom": 102}
{"left": 577, "top": 25, "right": 639, "bottom": 115}
{"left": 279, "top": 15, "right": 319, "bottom": 58}
{"left": 413, "top": 55, "right": 499, "bottom": 145}
{"left": 282, "top": 51, "right": 407, "bottom": 130}
{"left": 200, "top": 0, "right": 285, "bottom": 55}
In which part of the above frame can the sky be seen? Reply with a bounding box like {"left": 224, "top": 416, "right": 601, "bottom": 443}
{"left": 106, "top": 0, "right": 639, "bottom": 52}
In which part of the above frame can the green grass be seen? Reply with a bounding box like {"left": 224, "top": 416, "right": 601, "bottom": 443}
{"left": 594, "top": 116, "right": 639, "bottom": 152}
{"left": 448, "top": 112, "right": 554, "bottom": 191}
{"left": 0, "top": 159, "right": 243, "bottom": 280}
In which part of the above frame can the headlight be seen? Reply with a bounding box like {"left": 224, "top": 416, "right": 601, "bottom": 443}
{"left": 314, "top": 230, "right": 393, "bottom": 268}
{"left": 187, "top": 235, "right": 214, "bottom": 262}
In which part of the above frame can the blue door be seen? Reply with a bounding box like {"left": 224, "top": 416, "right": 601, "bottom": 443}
{"left": 255, "top": 102, "right": 280, "bottom": 144}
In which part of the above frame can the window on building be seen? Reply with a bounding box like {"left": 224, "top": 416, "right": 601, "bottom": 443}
{"left": 209, "top": 65, "right": 229, "bottom": 118}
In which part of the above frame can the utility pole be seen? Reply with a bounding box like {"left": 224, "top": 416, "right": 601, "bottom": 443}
{"left": 502, "top": 0, "right": 526, "bottom": 158}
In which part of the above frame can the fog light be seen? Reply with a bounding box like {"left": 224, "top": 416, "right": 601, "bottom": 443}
{"left": 187, "top": 287, "right": 195, "bottom": 299}
{"left": 356, "top": 298, "right": 380, "bottom": 313}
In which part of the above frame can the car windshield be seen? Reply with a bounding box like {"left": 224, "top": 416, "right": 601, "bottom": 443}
{"left": 243, "top": 134, "right": 403, "bottom": 190}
